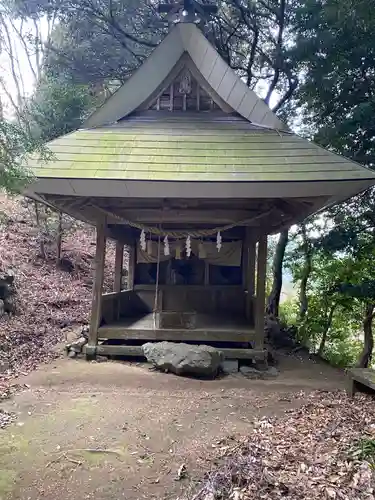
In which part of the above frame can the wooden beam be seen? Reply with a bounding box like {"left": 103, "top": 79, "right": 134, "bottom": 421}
{"left": 255, "top": 234, "right": 267, "bottom": 349}
{"left": 106, "top": 226, "right": 136, "bottom": 246}
{"left": 97, "top": 326, "right": 256, "bottom": 343}
{"left": 114, "top": 241, "right": 124, "bottom": 293}
{"left": 88, "top": 219, "right": 106, "bottom": 349}
{"left": 220, "top": 348, "right": 267, "bottom": 360}
{"left": 105, "top": 208, "right": 258, "bottom": 225}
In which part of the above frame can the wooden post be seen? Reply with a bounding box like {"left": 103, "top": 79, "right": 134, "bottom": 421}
{"left": 114, "top": 241, "right": 124, "bottom": 293}
{"left": 88, "top": 219, "right": 106, "bottom": 355}
{"left": 127, "top": 244, "right": 136, "bottom": 290}
{"left": 243, "top": 228, "right": 256, "bottom": 321}
{"left": 255, "top": 234, "right": 267, "bottom": 349}
{"left": 247, "top": 241, "right": 256, "bottom": 298}
{"left": 114, "top": 241, "right": 124, "bottom": 320}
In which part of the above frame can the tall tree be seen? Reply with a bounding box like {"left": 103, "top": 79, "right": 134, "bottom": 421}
{"left": 290, "top": 0, "right": 375, "bottom": 365}
{"left": 26, "top": 75, "right": 97, "bottom": 142}
{"left": 9, "top": 0, "right": 164, "bottom": 85}
{"left": 266, "top": 229, "right": 289, "bottom": 318}
{"left": 211, "top": 0, "right": 299, "bottom": 111}
{"left": 293, "top": 0, "right": 375, "bottom": 165}
{"left": 319, "top": 199, "right": 375, "bottom": 368}
{"left": 0, "top": 0, "right": 56, "bottom": 119}
{"left": 0, "top": 13, "right": 46, "bottom": 192}
{"left": 10, "top": 0, "right": 299, "bottom": 113}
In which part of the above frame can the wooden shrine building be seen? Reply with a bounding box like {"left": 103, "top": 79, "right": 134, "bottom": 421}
{"left": 26, "top": 2, "right": 375, "bottom": 361}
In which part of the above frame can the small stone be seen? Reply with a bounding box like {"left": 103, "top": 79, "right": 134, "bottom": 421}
{"left": 265, "top": 366, "right": 279, "bottom": 377}
{"left": 4, "top": 296, "right": 16, "bottom": 314}
{"left": 96, "top": 355, "right": 108, "bottom": 363}
{"left": 69, "top": 336, "right": 87, "bottom": 353}
{"left": 239, "top": 366, "right": 263, "bottom": 379}
{"left": 0, "top": 359, "right": 10, "bottom": 373}
{"left": 4, "top": 270, "right": 15, "bottom": 285}
{"left": 57, "top": 257, "right": 74, "bottom": 273}
{"left": 267, "top": 348, "right": 278, "bottom": 365}
{"left": 254, "top": 361, "right": 268, "bottom": 371}
{"left": 81, "top": 325, "right": 89, "bottom": 338}
{"left": 68, "top": 350, "right": 77, "bottom": 358}
{"left": 222, "top": 359, "right": 239, "bottom": 374}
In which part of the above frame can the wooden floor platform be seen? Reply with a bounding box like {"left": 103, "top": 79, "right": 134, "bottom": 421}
{"left": 98, "top": 313, "right": 257, "bottom": 344}
{"left": 94, "top": 313, "right": 265, "bottom": 361}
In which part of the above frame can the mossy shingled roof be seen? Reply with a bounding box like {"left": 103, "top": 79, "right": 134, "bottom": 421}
{"left": 29, "top": 112, "right": 375, "bottom": 183}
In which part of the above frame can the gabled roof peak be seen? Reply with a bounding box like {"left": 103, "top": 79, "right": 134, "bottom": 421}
{"left": 84, "top": 23, "right": 288, "bottom": 132}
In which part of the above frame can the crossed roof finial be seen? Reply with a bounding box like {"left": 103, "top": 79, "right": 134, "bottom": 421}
{"left": 158, "top": 0, "right": 217, "bottom": 24}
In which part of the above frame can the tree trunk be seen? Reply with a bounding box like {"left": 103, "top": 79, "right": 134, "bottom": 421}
{"left": 56, "top": 211, "right": 62, "bottom": 265}
{"left": 34, "top": 202, "right": 46, "bottom": 259}
{"left": 357, "top": 302, "right": 374, "bottom": 368}
{"left": 317, "top": 303, "right": 336, "bottom": 357}
{"left": 298, "top": 224, "right": 312, "bottom": 323}
{"left": 266, "top": 229, "right": 289, "bottom": 318}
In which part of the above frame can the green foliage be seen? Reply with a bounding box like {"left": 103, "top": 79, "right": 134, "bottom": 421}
{"left": 0, "top": 119, "right": 46, "bottom": 193}
{"left": 279, "top": 298, "right": 299, "bottom": 326}
{"left": 284, "top": 220, "right": 371, "bottom": 367}
{"left": 323, "top": 339, "right": 362, "bottom": 369}
{"left": 26, "top": 75, "right": 97, "bottom": 142}
{"left": 293, "top": 0, "right": 375, "bottom": 166}
{"left": 350, "top": 438, "right": 375, "bottom": 469}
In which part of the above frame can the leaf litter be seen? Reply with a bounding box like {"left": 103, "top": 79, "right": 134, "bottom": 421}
{"left": 188, "top": 391, "right": 375, "bottom": 500}
{"left": 0, "top": 195, "right": 119, "bottom": 425}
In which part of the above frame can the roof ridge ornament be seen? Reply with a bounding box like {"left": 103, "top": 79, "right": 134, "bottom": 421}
{"left": 158, "top": 0, "right": 217, "bottom": 25}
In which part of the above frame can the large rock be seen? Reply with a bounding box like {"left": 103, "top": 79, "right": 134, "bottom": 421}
{"left": 142, "top": 342, "right": 223, "bottom": 378}
{"left": 0, "top": 270, "right": 16, "bottom": 303}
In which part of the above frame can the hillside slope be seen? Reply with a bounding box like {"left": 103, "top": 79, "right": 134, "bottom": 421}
{"left": 0, "top": 195, "right": 116, "bottom": 385}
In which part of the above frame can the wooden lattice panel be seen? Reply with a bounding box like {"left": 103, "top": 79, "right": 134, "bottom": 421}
{"left": 150, "top": 69, "right": 220, "bottom": 112}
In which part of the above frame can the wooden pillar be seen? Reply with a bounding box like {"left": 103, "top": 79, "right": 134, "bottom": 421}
{"left": 114, "top": 241, "right": 124, "bottom": 320}
{"left": 127, "top": 244, "right": 136, "bottom": 290}
{"left": 243, "top": 228, "right": 256, "bottom": 321}
{"left": 247, "top": 241, "right": 256, "bottom": 298}
{"left": 88, "top": 219, "right": 106, "bottom": 353}
{"left": 114, "top": 241, "right": 124, "bottom": 293}
{"left": 255, "top": 234, "right": 267, "bottom": 348}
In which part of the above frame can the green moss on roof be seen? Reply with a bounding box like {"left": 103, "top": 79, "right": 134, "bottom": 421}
{"left": 28, "top": 114, "right": 375, "bottom": 183}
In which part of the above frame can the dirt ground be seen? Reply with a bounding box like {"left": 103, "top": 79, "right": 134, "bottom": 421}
{"left": 0, "top": 354, "right": 346, "bottom": 500}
